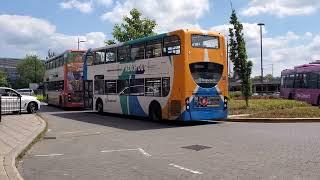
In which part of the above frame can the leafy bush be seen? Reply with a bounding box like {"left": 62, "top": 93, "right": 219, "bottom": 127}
{"left": 36, "top": 95, "right": 45, "bottom": 102}
{"left": 229, "top": 91, "right": 242, "bottom": 99}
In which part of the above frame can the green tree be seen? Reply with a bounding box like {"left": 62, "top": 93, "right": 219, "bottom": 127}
{"left": 0, "top": 70, "right": 9, "bottom": 87}
{"left": 229, "top": 10, "right": 253, "bottom": 107}
{"left": 17, "top": 55, "right": 45, "bottom": 88}
{"left": 111, "top": 8, "right": 156, "bottom": 43}
{"left": 264, "top": 74, "right": 273, "bottom": 82}
{"left": 105, "top": 39, "right": 116, "bottom": 45}
{"left": 252, "top": 76, "right": 261, "bottom": 82}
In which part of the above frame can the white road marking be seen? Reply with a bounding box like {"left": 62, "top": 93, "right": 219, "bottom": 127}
{"left": 101, "top": 148, "right": 151, "bottom": 157}
{"left": 34, "top": 153, "right": 64, "bottom": 157}
{"left": 62, "top": 131, "right": 85, "bottom": 134}
{"left": 47, "top": 129, "right": 52, "bottom": 132}
{"left": 169, "top": 163, "right": 203, "bottom": 175}
{"left": 138, "top": 148, "right": 152, "bottom": 157}
{"left": 101, "top": 149, "right": 138, "bottom": 153}
{"left": 61, "top": 130, "right": 102, "bottom": 136}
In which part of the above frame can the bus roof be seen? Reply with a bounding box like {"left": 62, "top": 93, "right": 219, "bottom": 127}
{"left": 46, "top": 49, "right": 86, "bottom": 62}
{"left": 91, "top": 29, "right": 224, "bottom": 52}
{"left": 281, "top": 60, "right": 320, "bottom": 75}
{"left": 295, "top": 63, "right": 320, "bottom": 73}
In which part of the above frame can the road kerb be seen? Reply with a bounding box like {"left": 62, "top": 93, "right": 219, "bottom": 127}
{"left": 3, "top": 115, "right": 47, "bottom": 180}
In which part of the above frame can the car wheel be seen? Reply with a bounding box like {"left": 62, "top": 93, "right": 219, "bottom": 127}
{"left": 149, "top": 102, "right": 162, "bottom": 121}
{"left": 27, "top": 102, "right": 38, "bottom": 114}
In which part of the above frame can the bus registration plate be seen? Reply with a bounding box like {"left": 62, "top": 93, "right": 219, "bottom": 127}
{"left": 194, "top": 96, "right": 220, "bottom": 107}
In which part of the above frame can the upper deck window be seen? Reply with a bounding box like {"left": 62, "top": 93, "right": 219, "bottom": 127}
{"left": 106, "top": 48, "right": 116, "bottom": 63}
{"left": 146, "top": 39, "right": 162, "bottom": 58}
{"left": 118, "top": 45, "right": 130, "bottom": 62}
{"left": 131, "top": 43, "right": 145, "bottom": 60}
{"left": 163, "top": 36, "right": 181, "bottom": 56}
{"left": 94, "top": 50, "right": 105, "bottom": 65}
{"left": 192, "top": 35, "right": 219, "bottom": 49}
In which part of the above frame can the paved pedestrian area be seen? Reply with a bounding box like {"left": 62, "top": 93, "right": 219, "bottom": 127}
{"left": 18, "top": 106, "right": 320, "bottom": 180}
{"left": 0, "top": 114, "right": 46, "bottom": 180}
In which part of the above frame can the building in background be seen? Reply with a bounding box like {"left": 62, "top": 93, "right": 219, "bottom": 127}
{"left": 229, "top": 79, "right": 281, "bottom": 95}
{"left": 0, "top": 58, "right": 21, "bottom": 84}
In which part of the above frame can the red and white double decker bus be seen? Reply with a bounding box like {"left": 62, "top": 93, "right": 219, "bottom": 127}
{"left": 44, "top": 50, "right": 86, "bottom": 108}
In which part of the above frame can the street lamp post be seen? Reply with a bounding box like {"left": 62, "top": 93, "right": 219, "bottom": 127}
{"left": 257, "top": 23, "right": 265, "bottom": 91}
{"left": 77, "top": 37, "right": 86, "bottom": 50}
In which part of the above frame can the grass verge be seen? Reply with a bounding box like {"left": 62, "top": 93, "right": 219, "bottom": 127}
{"left": 229, "top": 99, "right": 320, "bottom": 118}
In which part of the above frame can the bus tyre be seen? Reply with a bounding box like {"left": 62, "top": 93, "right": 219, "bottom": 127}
{"left": 288, "top": 93, "right": 293, "bottom": 100}
{"left": 27, "top": 102, "right": 38, "bottom": 114}
{"left": 59, "top": 97, "right": 63, "bottom": 108}
{"left": 96, "top": 100, "right": 103, "bottom": 114}
{"left": 149, "top": 102, "right": 162, "bottom": 121}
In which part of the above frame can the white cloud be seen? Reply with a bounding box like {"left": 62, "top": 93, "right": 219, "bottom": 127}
{"left": 210, "top": 23, "right": 320, "bottom": 77}
{"left": 60, "top": 0, "right": 93, "bottom": 13}
{"left": 100, "top": 0, "right": 209, "bottom": 32}
{"left": 96, "top": 0, "right": 113, "bottom": 6}
{"left": 60, "top": 0, "right": 113, "bottom": 13}
{"left": 241, "top": 0, "right": 320, "bottom": 17}
{"left": 0, "top": 15, "right": 106, "bottom": 58}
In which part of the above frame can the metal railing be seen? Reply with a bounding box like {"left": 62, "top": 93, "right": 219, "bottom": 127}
{"left": 0, "top": 95, "right": 22, "bottom": 122}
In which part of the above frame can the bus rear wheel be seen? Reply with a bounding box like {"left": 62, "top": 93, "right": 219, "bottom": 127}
{"left": 59, "top": 97, "right": 63, "bottom": 108}
{"left": 149, "top": 102, "right": 162, "bottom": 121}
{"left": 96, "top": 100, "right": 103, "bottom": 114}
{"left": 288, "top": 93, "right": 293, "bottom": 100}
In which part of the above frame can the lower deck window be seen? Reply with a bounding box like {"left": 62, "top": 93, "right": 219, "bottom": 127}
{"left": 94, "top": 75, "right": 104, "bottom": 95}
{"left": 97, "top": 77, "right": 170, "bottom": 97}
{"left": 145, "top": 78, "right": 161, "bottom": 96}
{"left": 189, "top": 62, "right": 223, "bottom": 88}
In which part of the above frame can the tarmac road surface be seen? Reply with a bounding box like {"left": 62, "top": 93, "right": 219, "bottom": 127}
{"left": 18, "top": 105, "right": 320, "bottom": 180}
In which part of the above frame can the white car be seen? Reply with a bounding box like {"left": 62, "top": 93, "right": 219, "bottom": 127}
{"left": 16, "top": 88, "right": 35, "bottom": 96}
{"left": 0, "top": 87, "right": 40, "bottom": 113}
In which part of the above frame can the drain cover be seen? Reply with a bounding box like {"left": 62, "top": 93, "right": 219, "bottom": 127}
{"left": 182, "top": 145, "right": 212, "bottom": 151}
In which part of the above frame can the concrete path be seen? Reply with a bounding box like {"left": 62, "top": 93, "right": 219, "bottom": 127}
{"left": 0, "top": 114, "right": 46, "bottom": 180}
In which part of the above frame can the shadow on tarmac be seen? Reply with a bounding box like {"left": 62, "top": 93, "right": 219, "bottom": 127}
{"left": 42, "top": 105, "right": 223, "bottom": 131}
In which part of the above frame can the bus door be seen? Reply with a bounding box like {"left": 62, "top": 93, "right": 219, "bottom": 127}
{"left": 83, "top": 80, "right": 93, "bottom": 109}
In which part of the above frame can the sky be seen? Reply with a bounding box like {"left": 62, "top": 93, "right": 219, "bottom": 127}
{"left": 1, "top": 0, "right": 320, "bottom": 76}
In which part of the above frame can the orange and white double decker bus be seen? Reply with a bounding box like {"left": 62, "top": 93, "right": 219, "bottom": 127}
{"left": 83, "top": 29, "right": 228, "bottom": 121}
{"left": 44, "top": 50, "right": 86, "bottom": 108}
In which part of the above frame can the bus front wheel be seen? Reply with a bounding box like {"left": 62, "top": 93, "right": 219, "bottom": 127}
{"left": 149, "top": 102, "right": 162, "bottom": 121}
{"left": 96, "top": 99, "right": 103, "bottom": 114}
